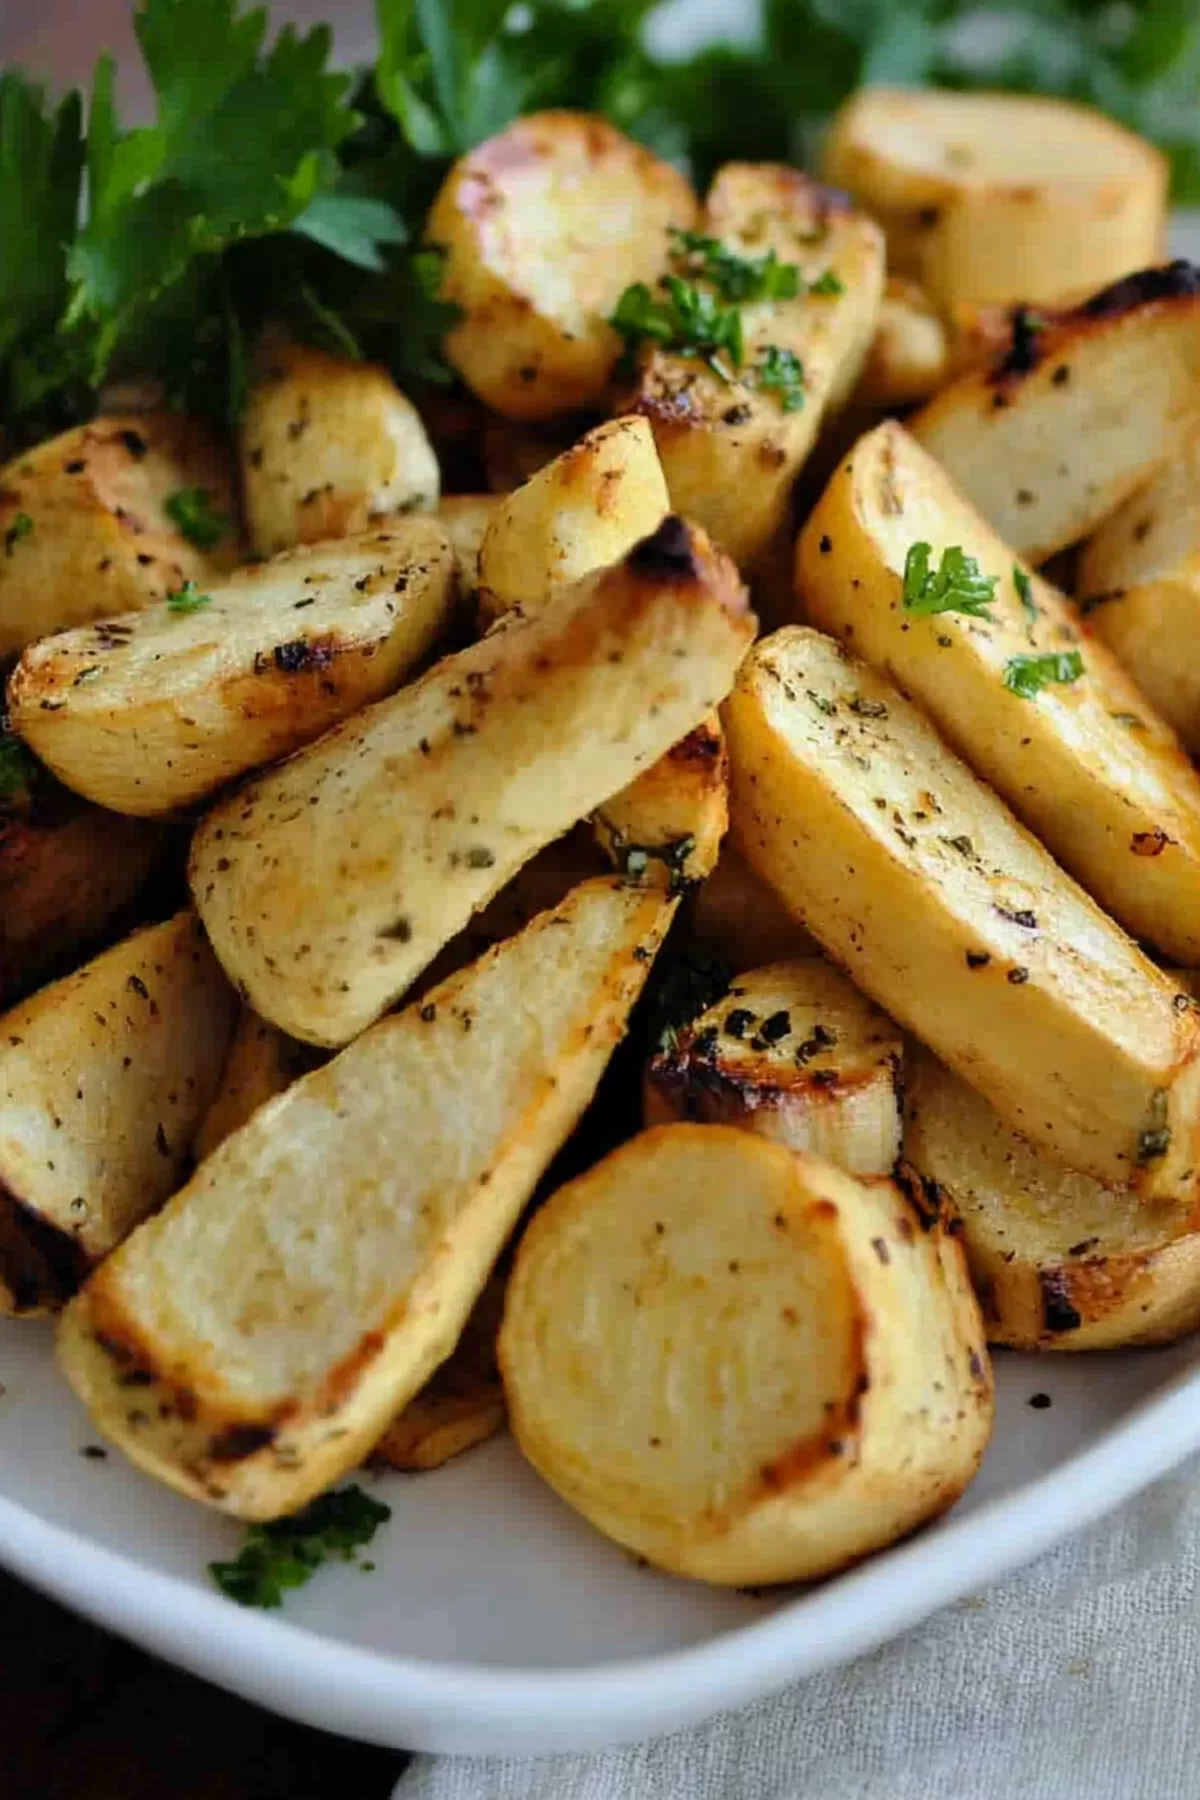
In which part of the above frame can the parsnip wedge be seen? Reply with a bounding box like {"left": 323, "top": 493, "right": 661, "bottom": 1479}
{"left": 438, "top": 495, "right": 498, "bottom": 609}
{"left": 58, "top": 876, "right": 673, "bottom": 1518}
{"left": 477, "top": 416, "right": 668, "bottom": 627}
{"left": 193, "top": 1007, "right": 319, "bottom": 1165}
{"left": 911, "top": 264, "right": 1200, "bottom": 562}
{"left": 9, "top": 524, "right": 456, "bottom": 819}
{"left": 645, "top": 959, "right": 902, "bottom": 1176}
{"left": 823, "top": 88, "right": 1167, "bottom": 311}
{"left": 1078, "top": 426, "right": 1200, "bottom": 756}
{"left": 854, "top": 277, "right": 950, "bottom": 408}
{"left": 620, "top": 164, "right": 884, "bottom": 570}
{"left": 373, "top": 1276, "right": 506, "bottom": 1473}
{"left": 797, "top": 420, "right": 1200, "bottom": 963}
{"left": 241, "top": 342, "right": 440, "bottom": 556}
{"left": 501, "top": 1123, "right": 991, "bottom": 1587}
{"left": 904, "top": 1049, "right": 1200, "bottom": 1351}
{"left": 0, "top": 914, "right": 236, "bottom": 1316}
{"left": 0, "top": 413, "right": 239, "bottom": 659}
{"left": 190, "top": 516, "right": 752, "bottom": 1047}
{"left": 723, "top": 627, "right": 1200, "bottom": 1193}
{"left": 593, "top": 714, "right": 729, "bottom": 891}
{"left": 428, "top": 110, "right": 697, "bottom": 420}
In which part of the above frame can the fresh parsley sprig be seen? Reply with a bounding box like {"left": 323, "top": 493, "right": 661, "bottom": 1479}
{"left": 166, "top": 579, "right": 213, "bottom": 614}
{"left": 209, "top": 1483, "right": 391, "bottom": 1609}
{"left": 1003, "top": 650, "right": 1085, "bottom": 699}
{"left": 610, "top": 275, "right": 745, "bottom": 382}
{"left": 165, "top": 487, "right": 228, "bottom": 551}
{"left": 753, "top": 344, "right": 805, "bottom": 410}
{"left": 669, "top": 230, "right": 801, "bottom": 304}
{"left": 903, "top": 543, "right": 999, "bottom": 621}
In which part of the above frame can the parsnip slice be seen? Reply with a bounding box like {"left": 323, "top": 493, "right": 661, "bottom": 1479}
{"left": 0, "top": 414, "right": 239, "bottom": 659}
{"left": 373, "top": 1276, "right": 506, "bottom": 1473}
{"left": 0, "top": 914, "right": 236, "bottom": 1316}
{"left": 241, "top": 343, "right": 439, "bottom": 557}
{"left": 911, "top": 265, "right": 1200, "bottom": 562}
{"left": 904, "top": 1048, "right": 1200, "bottom": 1351}
{"left": 10, "top": 524, "right": 456, "bottom": 818}
{"left": 58, "top": 876, "right": 673, "bottom": 1518}
{"left": 501, "top": 1123, "right": 991, "bottom": 1586}
{"left": 823, "top": 87, "right": 1167, "bottom": 310}
{"left": 1078, "top": 425, "right": 1200, "bottom": 756}
{"left": 477, "top": 416, "right": 668, "bottom": 627}
{"left": 645, "top": 959, "right": 902, "bottom": 1177}
{"left": 723, "top": 626, "right": 1200, "bottom": 1194}
{"left": 190, "top": 517, "right": 752, "bottom": 1046}
{"left": 620, "top": 164, "right": 884, "bottom": 570}
{"left": 797, "top": 420, "right": 1200, "bottom": 963}
{"left": 193, "top": 1007, "right": 319, "bottom": 1165}
{"left": 428, "top": 110, "right": 697, "bottom": 420}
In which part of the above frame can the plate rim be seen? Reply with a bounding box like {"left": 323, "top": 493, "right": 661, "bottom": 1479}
{"left": 2, "top": 1348, "right": 1199, "bottom": 1755}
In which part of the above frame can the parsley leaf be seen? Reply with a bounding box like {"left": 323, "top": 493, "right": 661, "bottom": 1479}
{"left": 610, "top": 275, "right": 744, "bottom": 382}
{"left": 669, "top": 230, "right": 801, "bottom": 304}
{"left": 209, "top": 1483, "right": 391, "bottom": 1609}
{"left": 1003, "top": 651, "right": 1085, "bottom": 699}
{"left": 166, "top": 579, "right": 213, "bottom": 614}
{"left": 4, "top": 512, "right": 33, "bottom": 556}
{"left": 165, "top": 487, "right": 228, "bottom": 551}
{"left": 903, "top": 544, "right": 999, "bottom": 620}
{"left": 1013, "top": 564, "right": 1038, "bottom": 636}
{"left": 0, "top": 75, "right": 85, "bottom": 426}
{"left": 753, "top": 344, "right": 805, "bottom": 411}
{"left": 809, "top": 269, "right": 844, "bottom": 296}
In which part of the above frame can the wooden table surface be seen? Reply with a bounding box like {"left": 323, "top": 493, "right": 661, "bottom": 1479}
{"left": 0, "top": 7, "right": 409, "bottom": 1793}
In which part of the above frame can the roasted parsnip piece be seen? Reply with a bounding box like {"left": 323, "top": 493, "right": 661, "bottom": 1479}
{"left": 428, "top": 110, "right": 697, "bottom": 420}
{"left": 190, "top": 517, "right": 752, "bottom": 1046}
{"left": 438, "top": 495, "right": 498, "bottom": 608}
{"left": 0, "top": 414, "right": 238, "bottom": 659}
{"left": 477, "top": 417, "right": 668, "bottom": 626}
{"left": 724, "top": 627, "right": 1200, "bottom": 1193}
{"left": 501, "top": 1123, "right": 991, "bottom": 1586}
{"left": 854, "top": 277, "right": 950, "bottom": 408}
{"left": 0, "top": 914, "right": 235, "bottom": 1316}
{"left": 58, "top": 876, "right": 673, "bottom": 1517}
{"left": 373, "top": 1276, "right": 506, "bottom": 1472}
{"left": 823, "top": 88, "right": 1167, "bottom": 311}
{"left": 10, "top": 524, "right": 456, "bottom": 818}
{"left": 242, "top": 343, "right": 440, "bottom": 556}
{"left": 798, "top": 421, "right": 1200, "bottom": 963}
{"left": 0, "top": 790, "right": 166, "bottom": 1006}
{"left": 621, "top": 164, "right": 884, "bottom": 569}
{"left": 689, "top": 845, "right": 820, "bottom": 969}
{"left": 645, "top": 960, "right": 903, "bottom": 1176}
{"left": 193, "top": 1007, "right": 319, "bottom": 1164}
{"left": 593, "top": 714, "right": 729, "bottom": 891}
{"left": 911, "top": 265, "right": 1200, "bottom": 562}
{"left": 904, "top": 1049, "right": 1200, "bottom": 1351}
{"left": 1078, "top": 427, "right": 1200, "bottom": 756}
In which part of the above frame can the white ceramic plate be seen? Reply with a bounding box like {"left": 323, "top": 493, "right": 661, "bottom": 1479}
{"left": 3, "top": 1314, "right": 1200, "bottom": 1755}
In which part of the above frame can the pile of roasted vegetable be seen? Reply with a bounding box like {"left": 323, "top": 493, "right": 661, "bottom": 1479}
{"left": 6, "top": 41, "right": 1200, "bottom": 1596}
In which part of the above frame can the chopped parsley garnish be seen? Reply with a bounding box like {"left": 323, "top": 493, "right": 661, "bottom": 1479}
{"left": 610, "top": 276, "right": 744, "bottom": 382}
{"left": 1013, "top": 565, "right": 1038, "bottom": 635}
{"left": 3, "top": 511, "right": 33, "bottom": 556}
{"left": 166, "top": 579, "right": 214, "bottom": 614}
{"left": 809, "top": 269, "right": 844, "bottom": 295}
{"left": 669, "top": 230, "right": 800, "bottom": 304}
{"left": 752, "top": 345, "right": 805, "bottom": 411}
{"left": 902, "top": 543, "right": 998, "bottom": 620}
{"left": 0, "top": 734, "right": 36, "bottom": 801}
{"left": 1003, "top": 651, "right": 1084, "bottom": 699}
{"left": 209, "top": 1483, "right": 391, "bottom": 1609}
{"left": 165, "top": 486, "right": 228, "bottom": 551}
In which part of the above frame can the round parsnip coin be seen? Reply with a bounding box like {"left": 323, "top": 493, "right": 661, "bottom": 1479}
{"left": 501, "top": 1124, "right": 992, "bottom": 1588}
{"left": 823, "top": 87, "right": 1166, "bottom": 310}
{"left": 428, "top": 110, "right": 697, "bottom": 420}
